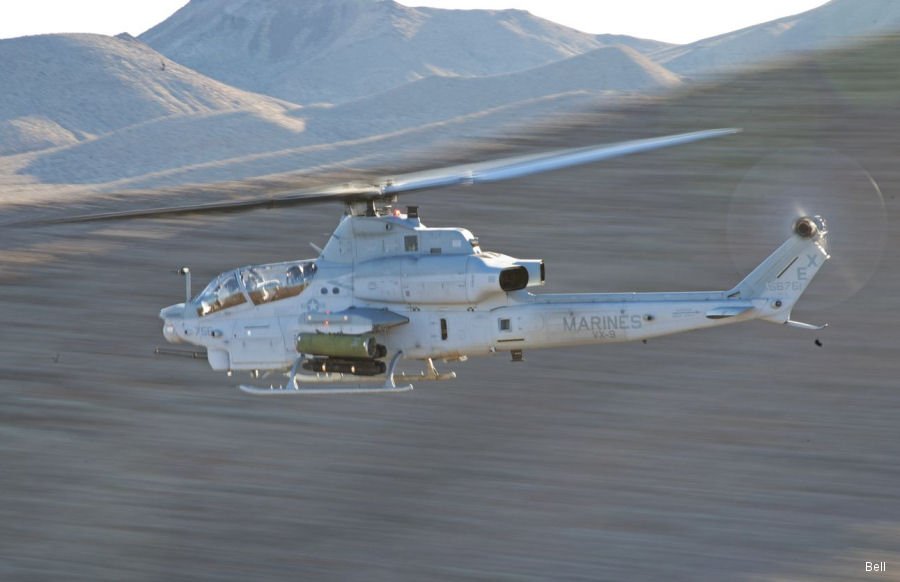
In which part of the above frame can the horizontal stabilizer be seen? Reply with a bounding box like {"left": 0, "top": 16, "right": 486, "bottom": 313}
{"left": 706, "top": 305, "right": 753, "bottom": 319}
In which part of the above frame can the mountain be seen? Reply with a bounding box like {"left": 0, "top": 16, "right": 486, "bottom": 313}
{"left": 595, "top": 33, "right": 673, "bottom": 55}
{"left": 139, "top": 0, "right": 619, "bottom": 105}
{"left": 9, "top": 0, "right": 900, "bottom": 191}
{"left": 307, "top": 45, "right": 682, "bottom": 142}
{"left": 0, "top": 33, "right": 303, "bottom": 156}
{"left": 140, "top": 0, "right": 900, "bottom": 105}
{"left": 655, "top": 0, "right": 900, "bottom": 75}
{"left": 0, "top": 2, "right": 682, "bottom": 186}
{"left": 10, "top": 41, "right": 681, "bottom": 187}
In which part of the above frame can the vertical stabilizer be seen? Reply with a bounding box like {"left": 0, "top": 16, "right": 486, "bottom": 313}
{"left": 729, "top": 216, "right": 829, "bottom": 323}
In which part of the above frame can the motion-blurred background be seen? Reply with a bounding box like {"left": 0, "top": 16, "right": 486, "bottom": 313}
{"left": 1, "top": 1, "right": 898, "bottom": 580}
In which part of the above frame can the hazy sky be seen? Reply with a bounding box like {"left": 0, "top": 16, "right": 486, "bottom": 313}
{"left": 0, "top": 0, "right": 830, "bottom": 44}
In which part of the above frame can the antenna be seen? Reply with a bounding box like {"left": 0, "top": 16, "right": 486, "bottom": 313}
{"left": 177, "top": 267, "right": 191, "bottom": 305}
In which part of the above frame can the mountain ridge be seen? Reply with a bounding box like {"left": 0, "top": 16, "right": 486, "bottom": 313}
{"left": 0, "top": 33, "right": 302, "bottom": 156}
{"left": 656, "top": 0, "right": 900, "bottom": 75}
{"left": 5, "top": 0, "right": 900, "bottom": 191}
{"left": 140, "top": 0, "right": 618, "bottom": 104}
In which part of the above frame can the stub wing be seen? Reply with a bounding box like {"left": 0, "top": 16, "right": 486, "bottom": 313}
{"left": 303, "top": 307, "right": 409, "bottom": 334}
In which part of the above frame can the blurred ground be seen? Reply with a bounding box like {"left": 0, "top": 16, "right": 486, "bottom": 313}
{"left": 1, "top": 36, "right": 899, "bottom": 581}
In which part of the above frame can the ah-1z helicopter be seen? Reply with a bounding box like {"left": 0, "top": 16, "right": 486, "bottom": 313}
{"left": 50, "top": 128, "right": 830, "bottom": 394}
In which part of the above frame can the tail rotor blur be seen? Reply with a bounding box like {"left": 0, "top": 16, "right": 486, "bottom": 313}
{"left": 726, "top": 147, "right": 886, "bottom": 311}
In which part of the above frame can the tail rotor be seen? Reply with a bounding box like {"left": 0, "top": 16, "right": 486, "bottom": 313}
{"left": 726, "top": 147, "right": 886, "bottom": 311}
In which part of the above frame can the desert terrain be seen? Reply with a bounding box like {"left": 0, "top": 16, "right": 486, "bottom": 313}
{"left": 1, "top": 29, "right": 899, "bottom": 582}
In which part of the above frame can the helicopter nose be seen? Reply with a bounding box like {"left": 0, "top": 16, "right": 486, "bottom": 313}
{"left": 160, "top": 304, "right": 187, "bottom": 344}
{"left": 159, "top": 303, "right": 186, "bottom": 320}
{"left": 162, "top": 319, "right": 184, "bottom": 344}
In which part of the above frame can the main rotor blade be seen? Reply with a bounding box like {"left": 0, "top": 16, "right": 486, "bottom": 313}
{"left": 21, "top": 182, "right": 382, "bottom": 225}
{"left": 382, "top": 128, "right": 741, "bottom": 194}
{"left": 20, "top": 128, "right": 740, "bottom": 225}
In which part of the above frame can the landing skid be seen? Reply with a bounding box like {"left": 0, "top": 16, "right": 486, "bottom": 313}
{"left": 238, "top": 353, "right": 455, "bottom": 395}
{"left": 239, "top": 383, "right": 414, "bottom": 395}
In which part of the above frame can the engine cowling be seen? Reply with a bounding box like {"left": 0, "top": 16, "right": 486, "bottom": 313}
{"left": 353, "top": 253, "right": 545, "bottom": 304}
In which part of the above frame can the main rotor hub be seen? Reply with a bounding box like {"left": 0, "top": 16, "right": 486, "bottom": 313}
{"left": 347, "top": 196, "right": 398, "bottom": 216}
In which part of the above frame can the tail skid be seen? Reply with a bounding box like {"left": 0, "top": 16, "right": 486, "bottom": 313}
{"left": 785, "top": 320, "right": 828, "bottom": 331}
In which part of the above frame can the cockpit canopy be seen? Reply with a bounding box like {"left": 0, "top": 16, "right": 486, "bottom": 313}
{"left": 194, "top": 260, "right": 317, "bottom": 317}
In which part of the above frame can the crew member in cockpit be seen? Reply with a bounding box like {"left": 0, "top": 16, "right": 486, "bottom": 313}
{"left": 217, "top": 275, "right": 243, "bottom": 309}
{"left": 286, "top": 265, "right": 303, "bottom": 285}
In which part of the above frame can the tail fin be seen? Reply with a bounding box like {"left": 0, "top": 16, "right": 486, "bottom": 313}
{"left": 728, "top": 216, "right": 830, "bottom": 324}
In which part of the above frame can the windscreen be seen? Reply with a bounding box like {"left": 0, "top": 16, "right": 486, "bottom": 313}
{"left": 194, "top": 272, "right": 246, "bottom": 317}
{"left": 240, "top": 260, "right": 317, "bottom": 306}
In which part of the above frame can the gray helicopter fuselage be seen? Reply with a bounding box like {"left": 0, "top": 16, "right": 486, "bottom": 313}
{"left": 38, "top": 127, "right": 822, "bottom": 391}
{"left": 160, "top": 211, "right": 829, "bottom": 376}
{"left": 161, "top": 211, "right": 544, "bottom": 371}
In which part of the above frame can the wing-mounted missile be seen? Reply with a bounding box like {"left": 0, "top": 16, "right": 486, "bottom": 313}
{"left": 301, "top": 307, "right": 409, "bottom": 335}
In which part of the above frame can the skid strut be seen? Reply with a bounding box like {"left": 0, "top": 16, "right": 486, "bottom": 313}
{"left": 239, "top": 351, "right": 414, "bottom": 395}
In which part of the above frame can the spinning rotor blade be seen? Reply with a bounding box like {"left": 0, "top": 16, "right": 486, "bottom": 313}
{"left": 24, "top": 128, "right": 740, "bottom": 225}
{"left": 726, "top": 147, "right": 887, "bottom": 311}
{"left": 19, "top": 182, "right": 383, "bottom": 225}
{"left": 380, "top": 128, "right": 741, "bottom": 194}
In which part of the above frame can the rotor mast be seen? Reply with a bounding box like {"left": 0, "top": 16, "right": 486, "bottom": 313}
{"left": 346, "top": 196, "right": 399, "bottom": 217}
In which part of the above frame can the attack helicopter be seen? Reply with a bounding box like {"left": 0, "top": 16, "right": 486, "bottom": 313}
{"left": 40, "top": 128, "right": 830, "bottom": 394}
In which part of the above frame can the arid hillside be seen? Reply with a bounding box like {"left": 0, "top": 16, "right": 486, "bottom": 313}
{"left": 1, "top": 32, "right": 898, "bottom": 582}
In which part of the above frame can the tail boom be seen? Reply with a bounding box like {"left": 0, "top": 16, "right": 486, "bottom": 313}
{"left": 494, "top": 217, "right": 829, "bottom": 350}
